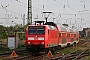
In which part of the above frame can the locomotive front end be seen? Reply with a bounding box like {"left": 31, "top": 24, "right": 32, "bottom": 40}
{"left": 26, "top": 26, "right": 45, "bottom": 46}
{"left": 25, "top": 21, "right": 46, "bottom": 54}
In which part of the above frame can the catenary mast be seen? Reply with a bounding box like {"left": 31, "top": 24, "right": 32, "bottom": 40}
{"left": 28, "top": 0, "right": 32, "bottom": 24}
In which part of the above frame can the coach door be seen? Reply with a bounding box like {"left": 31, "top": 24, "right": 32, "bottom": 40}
{"left": 62, "top": 32, "right": 67, "bottom": 44}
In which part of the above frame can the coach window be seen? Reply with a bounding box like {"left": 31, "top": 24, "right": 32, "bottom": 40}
{"left": 76, "top": 38, "right": 78, "bottom": 41}
{"left": 68, "top": 34, "right": 70, "bottom": 37}
{"left": 74, "top": 34, "right": 76, "bottom": 37}
{"left": 62, "top": 38, "right": 66, "bottom": 43}
{"left": 59, "top": 33, "right": 61, "bottom": 37}
{"left": 67, "top": 34, "right": 69, "bottom": 37}
{"left": 67, "top": 34, "right": 68, "bottom": 37}
{"left": 70, "top": 38, "right": 73, "bottom": 42}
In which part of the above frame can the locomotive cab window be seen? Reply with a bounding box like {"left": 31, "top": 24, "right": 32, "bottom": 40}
{"left": 28, "top": 29, "right": 36, "bottom": 34}
{"left": 37, "top": 29, "right": 44, "bottom": 34}
{"left": 28, "top": 26, "right": 45, "bottom": 34}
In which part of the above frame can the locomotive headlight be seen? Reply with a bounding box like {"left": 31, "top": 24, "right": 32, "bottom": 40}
{"left": 41, "top": 42, "right": 44, "bottom": 44}
{"left": 28, "top": 37, "right": 34, "bottom": 40}
{"left": 38, "top": 37, "right": 44, "bottom": 40}
{"left": 28, "top": 42, "right": 31, "bottom": 44}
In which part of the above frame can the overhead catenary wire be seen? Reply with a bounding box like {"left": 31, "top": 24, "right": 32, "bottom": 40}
{"left": 9, "top": 0, "right": 28, "bottom": 7}
{"left": 0, "top": 0, "right": 27, "bottom": 17}
{"left": 0, "top": 1, "right": 25, "bottom": 26}
{"left": 53, "top": 0, "right": 79, "bottom": 12}
{"left": 0, "top": 7, "right": 22, "bottom": 15}
{"left": 15, "top": 0, "right": 28, "bottom": 6}
{"left": 0, "top": 2, "right": 26, "bottom": 15}
{"left": 46, "top": 0, "right": 77, "bottom": 18}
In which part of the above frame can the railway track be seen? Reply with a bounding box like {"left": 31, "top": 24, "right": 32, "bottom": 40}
{"left": 49, "top": 39, "right": 90, "bottom": 60}
{"left": 50, "top": 49, "right": 89, "bottom": 60}
{"left": 79, "top": 39, "right": 90, "bottom": 44}
{"left": 0, "top": 49, "right": 27, "bottom": 59}
{"left": 0, "top": 49, "right": 26, "bottom": 56}
{"left": 9, "top": 49, "right": 89, "bottom": 60}
{"left": 1, "top": 39, "right": 90, "bottom": 60}
{"left": 1, "top": 49, "right": 46, "bottom": 60}
{"left": 4, "top": 54, "right": 47, "bottom": 60}
{"left": 2, "top": 49, "right": 89, "bottom": 60}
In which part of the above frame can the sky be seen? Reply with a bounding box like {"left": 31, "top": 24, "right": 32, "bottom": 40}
{"left": 0, "top": 0, "right": 90, "bottom": 31}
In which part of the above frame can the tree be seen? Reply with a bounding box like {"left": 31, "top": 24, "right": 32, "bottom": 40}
{"left": 0, "top": 25, "right": 8, "bottom": 39}
{"left": 62, "top": 24, "right": 68, "bottom": 27}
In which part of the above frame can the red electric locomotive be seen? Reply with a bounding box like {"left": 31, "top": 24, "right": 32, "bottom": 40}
{"left": 25, "top": 21, "right": 59, "bottom": 54}
{"left": 25, "top": 21, "right": 79, "bottom": 55}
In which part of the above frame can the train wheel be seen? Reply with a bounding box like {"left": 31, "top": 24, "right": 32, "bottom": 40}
{"left": 54, "top": 47, "right": 57, "bottom": 51}
{"left": 32, "top": 49, "right": 40, "bottom": 55}
{"left": 51, "top": 47, "right": 55, "bottom": 54}
{"left": 67, "top": 43, "right": 70, "bottom": 47}
{"left": 26, "top": 47, "right": 32, "bottom": 54}
{"left": 74, "top": 42, "right": 76, "bottom": 45}
{"left": 58, "top": 45, "right": 61, "bottom": 49}
{"left": 45, "top": 48, "right": 49, "bottom": 54}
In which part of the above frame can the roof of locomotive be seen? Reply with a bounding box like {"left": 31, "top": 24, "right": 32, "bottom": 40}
{"left": 27, "top": 22, "right": 57, "bottom": 29}
{"left": 45, "top": 22, "right": 57, "bottom": 26}
{"left": 27, "top": 24, "right": 57, "bottom": 30}
{"left": 27, "top": 21, "right": 57, "bottom": 26}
